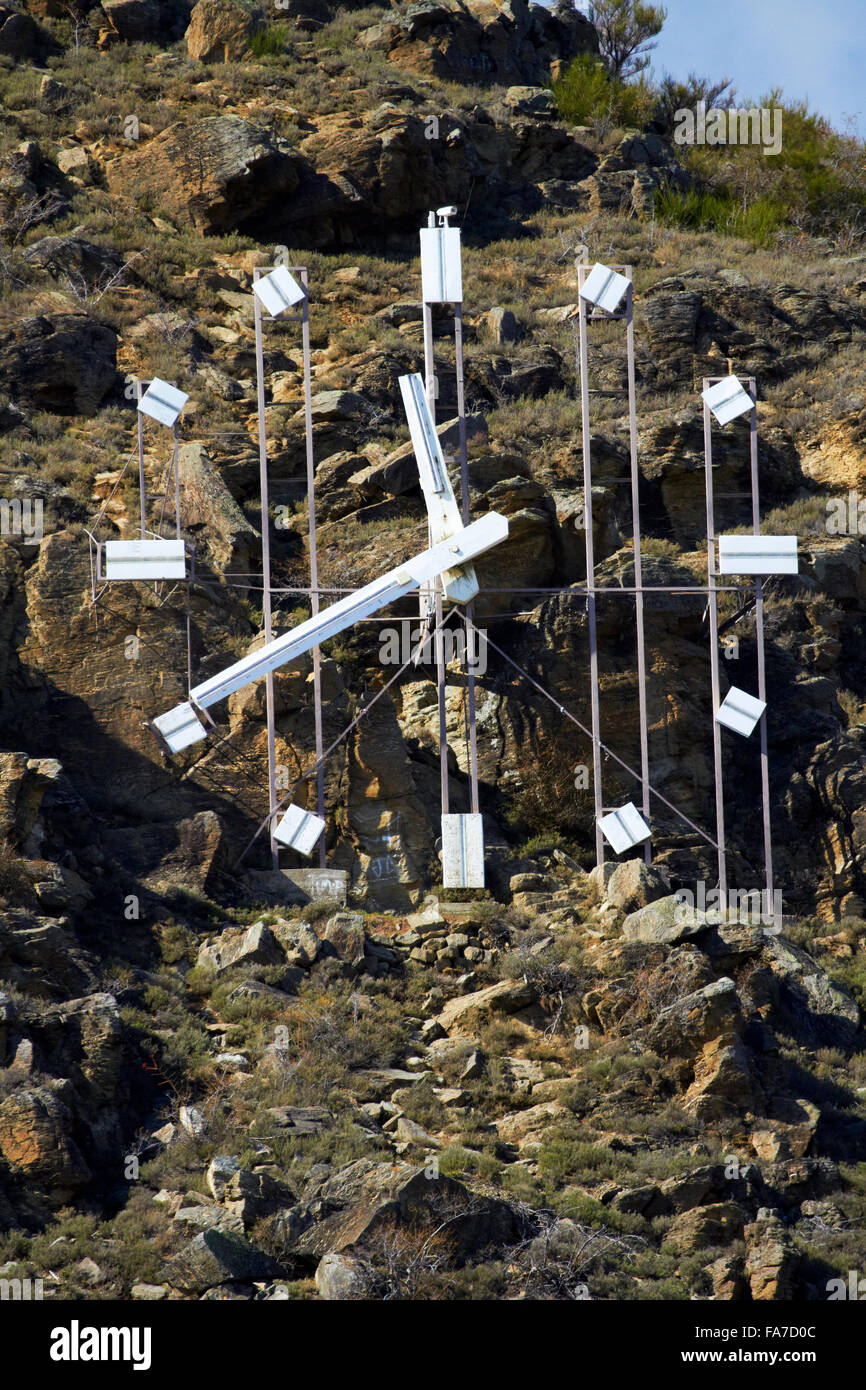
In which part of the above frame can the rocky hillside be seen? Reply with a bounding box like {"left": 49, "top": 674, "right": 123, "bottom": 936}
{"left": 1, "top": 0, "right": 866, "bottom": 1301}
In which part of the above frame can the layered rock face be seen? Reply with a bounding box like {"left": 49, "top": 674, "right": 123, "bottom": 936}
{"left": 359, "top": 0, "right": 599, "bottom": 86}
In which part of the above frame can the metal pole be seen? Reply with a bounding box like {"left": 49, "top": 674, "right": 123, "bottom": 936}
{"left": 186, "top": 547, "right": 194, "bottom": 699}
{"left": 253, "top": 281, "right": 279, "bottom": 869}
{"left": 172, "top": 421, "right": 182, "bottom": 538}
{"left": 299, "top": 268, "right": 326, "bottom": 869}
{"left": 747, "top": 376, "right": 773, "bottom": 906}
{"left": 424, "top": 301, "right": 449, "bottom": 817}
{"left": 136, "top": 378, "right": 146, "bottom": 539}
{"left": 455, "top": 302, "right": 480, "bottom": 815}
{"left": 436, "top": 589, "right": 449, "bottom": 816}
{"left": 625, "top": 273, "right": 651, "bottom": 863}
{"left": 420, "top": 303, "right": 437, "bottom": 625}
{"left": 703, "top": 384, "right": 727, "bottom": 898}
{"left": 578, "top": 272, "right": 604, "bottom": 865}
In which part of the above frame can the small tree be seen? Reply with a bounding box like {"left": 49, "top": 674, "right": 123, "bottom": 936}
{"left": 587, "top": 0, "right": 667, "bottom": 81}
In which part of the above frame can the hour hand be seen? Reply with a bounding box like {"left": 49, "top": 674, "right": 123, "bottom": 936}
{"left": 399, "top": 373, "right": 478, "bottom": 603}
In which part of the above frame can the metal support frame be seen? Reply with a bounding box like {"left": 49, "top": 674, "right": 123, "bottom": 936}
{"left": 703, "top": 374, "right": 774, "bottom": 904}
{"left": 577, "top": 273, "right": 777, "bottom": 896}
{"left": 253, "top": 267, "right": 326, "bottom": 870}
{"left": 253, "top": 279, "right": 280, "bottom": 869}
{"left": 136, "top": 378, "right": 146, "bottom": 539}
{"left": 703, "top": 385, "right": 727, "bottom": 897}
{"left": 422, "top": 288, "right": 481, "bottom": 821}
{"left": 88, "top": 376, "right": 186, "bottom": 597}
{"left": 454, "top": 303, "right": 480, "bottom": 815}
{"left": 422, "top": 303, "right": 449, "bottom": 816}
{"left": 578, "top": 264, "right": 649, "bottom": 864}
{"left": 625, "top": 274, "right": 651, "bottom": 862}
{"left": 299, "top": 268, "right": 327, "bottom": 869}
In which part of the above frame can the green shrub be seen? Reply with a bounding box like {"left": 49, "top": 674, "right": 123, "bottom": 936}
{"left": 249, "top": 26, "right": 287, "bottom": 57}
{"left": 552, "top": 53, "right": 656, "bottom": 131}
{"left": 655, "top": 185, "right": 787, "bottom": 247}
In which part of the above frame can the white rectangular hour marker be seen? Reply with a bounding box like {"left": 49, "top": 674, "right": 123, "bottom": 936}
{"left": 717, "top": 535, "right": 798, "bottom": 575}
{"left": 253, "top": 265, "right": 305, "bottom": 318}
{"left": 580, "top": 262, "right": 629, "bottom": 314}
{"left": 599, "top": 802, "right": 651, "bottom": 854}
{"left": 151, "top": 701, "right": 207, "bottom": 753}
{"left": 702, "top": 375, "right": 753, "bottom": 425}
{"left": 716, "top": 686, "right": 766, "bottom": 737}
{"left": 442, "top": 813, "right": 485, "bottom": 888}
{"left": 104, "top": 539, "right": 187, "bottom": 580}
{"left": 273, "top": 804, "right": 325, "bottom": 856}
{"left": 420, "top": 225, "right": 462, "bottom": 304}
{"left": 137, "top": 378, "right": 189, "bottom": 428}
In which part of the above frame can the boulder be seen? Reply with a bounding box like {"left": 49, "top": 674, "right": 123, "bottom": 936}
{"left": 750, "top": 1099, "right": 820, "bottom": 1162}
{"left": 606, "top": 858, "right": 669, "bottom": 913}
{"left": 648, "top": 977, "right": 741, "bottom": 1055}
{"left": 684, "top": 1036, "right": 753, "bottom": 1118}
{"left": 764, "top": 936, "right": 860, "bottom": 1045}
{"left": 223, "top": 1168, "right": 295, "bottom": 1224}
{"left": 270, "top": 919, "right": 320, "bottom": 968}
{"left": 27, "top": 860, "right": 92, "bottom": 914}
{"left": 178, "top": 441, "right": 260, "bottom": 575}
{"left": 0, "top": 10, "right": 47, "bottom": 59}
{"left": 486, "top": 306, "right": 521, "bottom": 344}
{"left": 159, "top": 1228, "right": 281, "bottom": 1293}
{"left": 586, "top": 862, "right": 616, "bottom": 902}
{"left": 185, "top": 0, "right": 262, "bottom": 61}
{"left": 504, "top": 85, "right": 555, "bottom": 117}
{"left": 179, "top": 1105, "right": 208, "bottom": 1138}
{"left": 173, "top": 1205, "right": 244, "bottom": 1235}
{"left": 661, "top": 1202, "right": 745, "bottom": 1255}
{"left": 323, "top": 912, "right": 366, "bottom": 967}
{"left": 0, "top": 1086, "right": 91, "bottom": 1199}
{"left": 0, "top": 753, "right": 61, "bottom": 850}
{"left": 495, "top": 1102, "right": 569, "bottom": 1146}
{"left": 610, "top": 1183, "right": 668, "bottom": 1217}
{"left": 373, "top": 0, "right": 598, "bottom": 86}
{"left": 106, "top": 117, "right": 302, "bottom": 235}
{"left": 658, "top": 1165, "right": 731, "bottom": 1213}
{"left": 707, "top": 1253, "right": 749, "bottom": 1300}
{"left": 303, "top": 390, "right": 373, "bottom": 423}
{"left": 264, "top": 1106, "right": 332, "bottom": 1136}
{"left": 288, "top": 1158, "right": 520, "bottom": 1262}
{"left": 315, "top": 1252, "right": 370, "bottom": 1300}
{"left": 207, "top": 1155, "right": 240, "bottom": 1200}
{"left": 622, "top": 894, "right": 708, "bottom": 945}
{"left": 0, "top": 313, "right": 116, "bottom": 415}
{"left": 744, "top": 1216, "right": 799, "bottom": 1299}
{"left": 196, "top": 921, "right": 283, "bottom": 975}
{"left": 437, "top": 978, "right": 536, "bottom": 1034}
{"left": 22, "top": 233, "right": 126, "bottom": 284}
{"left": 34, "top": 992, "right": 125, "bottom": 1105}
{"left": 101, "top": 0, "right": 160, "bottom": 41}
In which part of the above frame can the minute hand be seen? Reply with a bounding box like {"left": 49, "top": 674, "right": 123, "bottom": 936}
{"left": 187, "top": 512, "right": 507, "bottom": 712}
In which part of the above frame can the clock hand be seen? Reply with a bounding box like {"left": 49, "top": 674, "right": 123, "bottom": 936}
{"left": 151, "top": 511, "right": 508, "bottom": 753}
{"left": 399, "top": 372, "right": 478, "bottom": 604}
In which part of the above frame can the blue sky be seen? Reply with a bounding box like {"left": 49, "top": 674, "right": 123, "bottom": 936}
{"left": 576, "top": 0, "right": 864, "bottom": 134}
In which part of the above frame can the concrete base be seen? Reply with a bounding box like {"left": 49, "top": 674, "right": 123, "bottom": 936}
{"left": 245, "top": 867, "right": 348, "bottom": 907}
